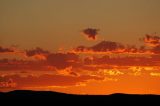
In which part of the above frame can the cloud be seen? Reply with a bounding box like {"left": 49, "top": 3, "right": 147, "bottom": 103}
{"left": 0, "top": 77, "right": 16, "bottom": 88}
{"left": 0, "top": 34, "right": 160, "bottom": 73}
{"left": 143, "top": 34, "right": 160, "bottom": 47}
{"left": 82, "top": 54, "right": 160, "bottom": 68}
{"left": 25, "top": 47, "right": 50, "bottom": 60}
{"left": 141, "top": 34, "right": 160, "bottom": 54}
{"left": 91, "top": 41, "right": 125, "bottom": 52}
{"left": 0, "top": 58, "right": 50, "bottom": 71}
{"left": 82, "top": 28, "right": 99, "bottom": 40}
{"left": 1, "top": 33, "right": 160, "bottom": 93}
{"left": 0, "top": 46, "right": 14, "bottom": 53}
{"left": 150, "top": 72, "right": 160, "bottom": 77}
{"left": 0, "top": 41, "right": 159, "bottom": 72}
{"left": 46, "top": 53, "right": 79, "bottom": 69}
{"left": 1, "top": 74, "right": 103, "bottom": 88}
{"left": 73, "top": 34, "right": 160, "bottom": 55}
{"left": 98, "top": 69, "right": 124, "bottom": 76}
{"left": 26, "top": 47, "right": 49, "bottom": 57}
{"left": 56, "top": 66, "right": 79, "bottom": 77}
{"left": 73, "top": 41, "right": 149, "bottom": 54}
{"left": 74, "top": 41, "right": 125, "bottom": 53}
{"left": 0, "top": 52, "right": 80, "bottom": 71}
{"left": 1, "top": 52, "right": 160, "bottom": 72}
{"left": 152, "top": 46, "right": 160, "bottom": 54}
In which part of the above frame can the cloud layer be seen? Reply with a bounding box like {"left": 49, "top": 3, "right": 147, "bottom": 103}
{"left": 0, "top": 34, "right": 160, "bottom": 94}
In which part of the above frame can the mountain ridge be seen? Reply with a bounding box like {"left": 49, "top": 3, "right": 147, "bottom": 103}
{"left": 0, "top": 90, "right": 159, "bottom": 104}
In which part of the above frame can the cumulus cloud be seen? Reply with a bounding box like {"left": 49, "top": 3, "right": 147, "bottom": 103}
{"left": 82, "top": 28, "right": 99, "bottom": 40}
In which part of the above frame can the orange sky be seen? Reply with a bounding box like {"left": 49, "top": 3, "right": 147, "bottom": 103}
{"left": 0, "top": 0, "right": 160, "bottom": 95}
{"left": 0, "top": 34, "right": 160, "bottom": 94}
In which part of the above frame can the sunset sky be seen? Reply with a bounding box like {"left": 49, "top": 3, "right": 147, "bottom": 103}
{"left": 0, "top": 0, "right": 160, "bottom": 94}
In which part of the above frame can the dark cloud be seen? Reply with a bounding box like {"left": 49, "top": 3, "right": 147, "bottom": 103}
{"left": 91, "top": 41, "right": 125, "bottom": 52}
{"left": 74, "top": 41, "right": 146, "bottom": 53}
{"left": 46, "top": 53, "right": 79, "bottom": 69}
{"left": 0, "top": 46, "right": 14, "bottom": 53}
{"left": 74, "top": 41, "right": 125, "bottom": 53}
{"left": 26, "top": 47, "right": 49, "bottom": 57}
{"left": 82, "top": 28, "right": 99, "bottom": 40}
{"left": 141, "top": 34, "right": 160, "bottom": 54}
{"left": 143, "top": 34, "right": 160, "bottom": 47}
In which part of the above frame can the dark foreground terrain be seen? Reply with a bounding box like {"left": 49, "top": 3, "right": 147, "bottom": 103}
{"left": 0, "top": 90, "right": 159, "bottom": 105}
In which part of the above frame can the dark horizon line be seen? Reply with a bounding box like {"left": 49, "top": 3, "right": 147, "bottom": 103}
{"left": 0, "top": 90, "right": 159, "bottom": 96}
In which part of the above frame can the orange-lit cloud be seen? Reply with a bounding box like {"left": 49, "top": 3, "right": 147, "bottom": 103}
{"left": 150, "top": 72, "right": 160, "bottom": 77}
{"left": 0, "top": 74, "right": 103, "bottom": 89}
{"left": 0, "top": 77, "right": 16, "bottom": 88}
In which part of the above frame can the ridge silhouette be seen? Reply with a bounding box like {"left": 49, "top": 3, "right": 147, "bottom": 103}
{"left": 0, "top": 90, "right": 159, "bottom": 105}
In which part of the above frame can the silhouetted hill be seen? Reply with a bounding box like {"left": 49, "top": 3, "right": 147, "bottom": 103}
{"left": 0, "top": 90, "right": 159, "bottom": 105}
